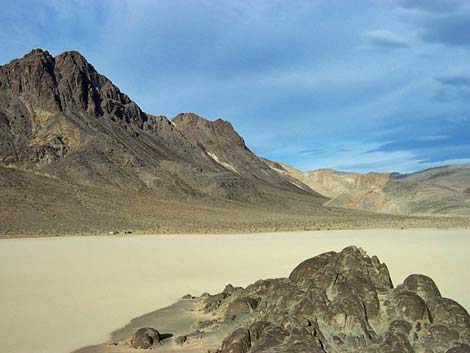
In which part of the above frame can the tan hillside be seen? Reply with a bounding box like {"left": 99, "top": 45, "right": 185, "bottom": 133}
{"left": 269, "top": 162, "right": 470, "bottom": 216}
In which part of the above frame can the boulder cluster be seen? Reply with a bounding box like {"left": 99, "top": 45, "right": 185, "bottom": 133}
{"left": 205, "top": 246, "right": 470, "bottom": 353}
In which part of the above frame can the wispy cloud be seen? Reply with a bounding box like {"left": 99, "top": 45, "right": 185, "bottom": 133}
{"left": 416, "top": 135, "right": 450, "bottom": 142}
{"left": 397, "top": 0, "right": 470, "bottom": 48}
{"left": 437, "top": 74, "right": 470, "bottom": 87}
{"left": 364, "top": 30, "right": 410, "bottom": 50}
{"left": 434, "top": 74, "right": 470, "bottom": 101}
{"left": 294, "top": 141, "right": 420, "bottom": 173}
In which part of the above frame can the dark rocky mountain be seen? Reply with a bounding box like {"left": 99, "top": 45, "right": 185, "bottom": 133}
{"left": 0, "top": 48, "right": 333, "bottom": 235}
{"left": 0, "top": 49, "right": 313, "bottom": 200}
{"left": 76, "top": 246, "right": 470, "bottom": 353}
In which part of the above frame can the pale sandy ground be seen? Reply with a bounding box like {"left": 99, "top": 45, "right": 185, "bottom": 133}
{"left": 0, "top": 229, "right": 469, "bottom": 353}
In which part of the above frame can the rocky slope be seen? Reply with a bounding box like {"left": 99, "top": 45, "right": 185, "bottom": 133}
{"left": 0, "top": 49, "right": 315, "bottom": 201}
{"left": 76, "top": 246, "right": 470, "bottom": 353}
{"left": 0, "top": 49, "right": 335, "bottom": 235}
{"left": 272, "top": 163, "right": 470, "bottom": 216}
{"left": 385, "top": 165, "right": 470, "bottom": 215}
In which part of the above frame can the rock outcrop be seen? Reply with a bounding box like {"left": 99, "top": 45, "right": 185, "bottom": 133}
{"left": 197, "top": 246, "right": 470, "bottom": 353}
{"left": 76, "top": 246, "right": 470, "bottom": 353}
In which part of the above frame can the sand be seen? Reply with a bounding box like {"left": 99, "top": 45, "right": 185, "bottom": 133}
{"left": 0, "top": 229, "right": 469, "bottom": 353}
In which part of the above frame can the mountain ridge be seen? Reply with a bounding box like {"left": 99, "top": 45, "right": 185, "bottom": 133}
{"left": 1, "top": 49, "right": 468, "bottom": 236}
{"left": 0, "top": 49, "right": 316, "bottom": 199}
{"left": 278, "top": 163, "right": 470, "bottom": 216}
{"left": 0, "top": 48, "right": 332, "bottom": 235}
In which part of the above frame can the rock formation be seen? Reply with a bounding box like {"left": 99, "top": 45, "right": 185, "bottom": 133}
{"left": 197, "top": 246, "right": 470, "bottom": 353}
{"left": 76, "top": 246, "right": 470, "bottom": 353}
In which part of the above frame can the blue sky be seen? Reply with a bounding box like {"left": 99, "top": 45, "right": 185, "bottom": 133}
{"left": 1, "top": 0, "right": 469, "bottom": 173}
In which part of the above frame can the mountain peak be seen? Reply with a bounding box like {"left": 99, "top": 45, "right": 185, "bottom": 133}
{"left": 57, "top": 50, "right": 86, "bottom": 59}
{"left": 172, "top": 112, "right": 208, "bottom": 123}
{"left": 0, "top": 48, "right": 146, "bottom": 125}
{"left": 11, "top": 49, "right": 55, "bottom": 70}
{"left": 22, "top": 48, "right": 52, "bottom": 59}
{"left": 172, "top": 113, "right": 236, "bottom": 130}
{"left": 172, "top": 113, "right": 247, "bottom": 150}
{"left": 55, "top": 50, "right": 90, "bottom": 71}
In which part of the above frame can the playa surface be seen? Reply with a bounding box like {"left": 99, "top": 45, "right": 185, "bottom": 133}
{"left": 0, "top": 229, "right": 469, "bottom": 353}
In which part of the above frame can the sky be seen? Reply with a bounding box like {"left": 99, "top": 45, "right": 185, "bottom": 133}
{"left": 1, "top": 0, "right": 469, "bottom": 173}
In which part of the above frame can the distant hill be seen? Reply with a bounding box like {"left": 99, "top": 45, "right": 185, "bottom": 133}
{"left": 272, "top": 163, "right": 470, "bottom": 216}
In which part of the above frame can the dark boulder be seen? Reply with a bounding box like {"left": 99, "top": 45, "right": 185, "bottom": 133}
{"left": 130, "top": 327, "right": 161, "bottom": 349}
{"left": 221, "top": 328, "right": 251, "bottom": 353}
{"left": 427, "top": 297, "right": 470, "bottom": 340}
{"left": 402, "top": 274, "right": 441, "bottom": 302}
{"left": 372, "top": 331, "right": 414, "bottom": 353}
{"left": 175, "top": 335, "right": 187, "bottom": 345}
{"left": 248, "top": 321, "right": 271, "bottom": 343}
{"left": 389, "top": 320, "right": 413, "bottom": 336}
{"left": 424, "top": 324, "right": 461, "bottom": 352}
{"left": 225, "top": 296, "right": 259, "bottom": 319}
{"left": 387, "top": 290, "right": 431, "bottom": 322}
{"left": 203, "top": 292, "right": 228, "bottom": 312}
{"left": 289, "top": 250, "right": 337, "bottom": 291}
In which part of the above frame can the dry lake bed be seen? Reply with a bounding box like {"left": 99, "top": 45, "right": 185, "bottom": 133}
{"left": 0, "top": 228, "right": 469, "bottom": 353}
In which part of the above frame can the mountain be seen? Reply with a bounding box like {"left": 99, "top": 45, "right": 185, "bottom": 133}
{"left": 0, "top": 49, "right": 315, "bottom": 200}
{"left": 1, "top": 49, "right": 468, "bottom": 236}
{"left": 0, "top": 49, "right": 335, "bottom": 235}
{"left": 276, "top": 164, "right": 470, "bottom": 216}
